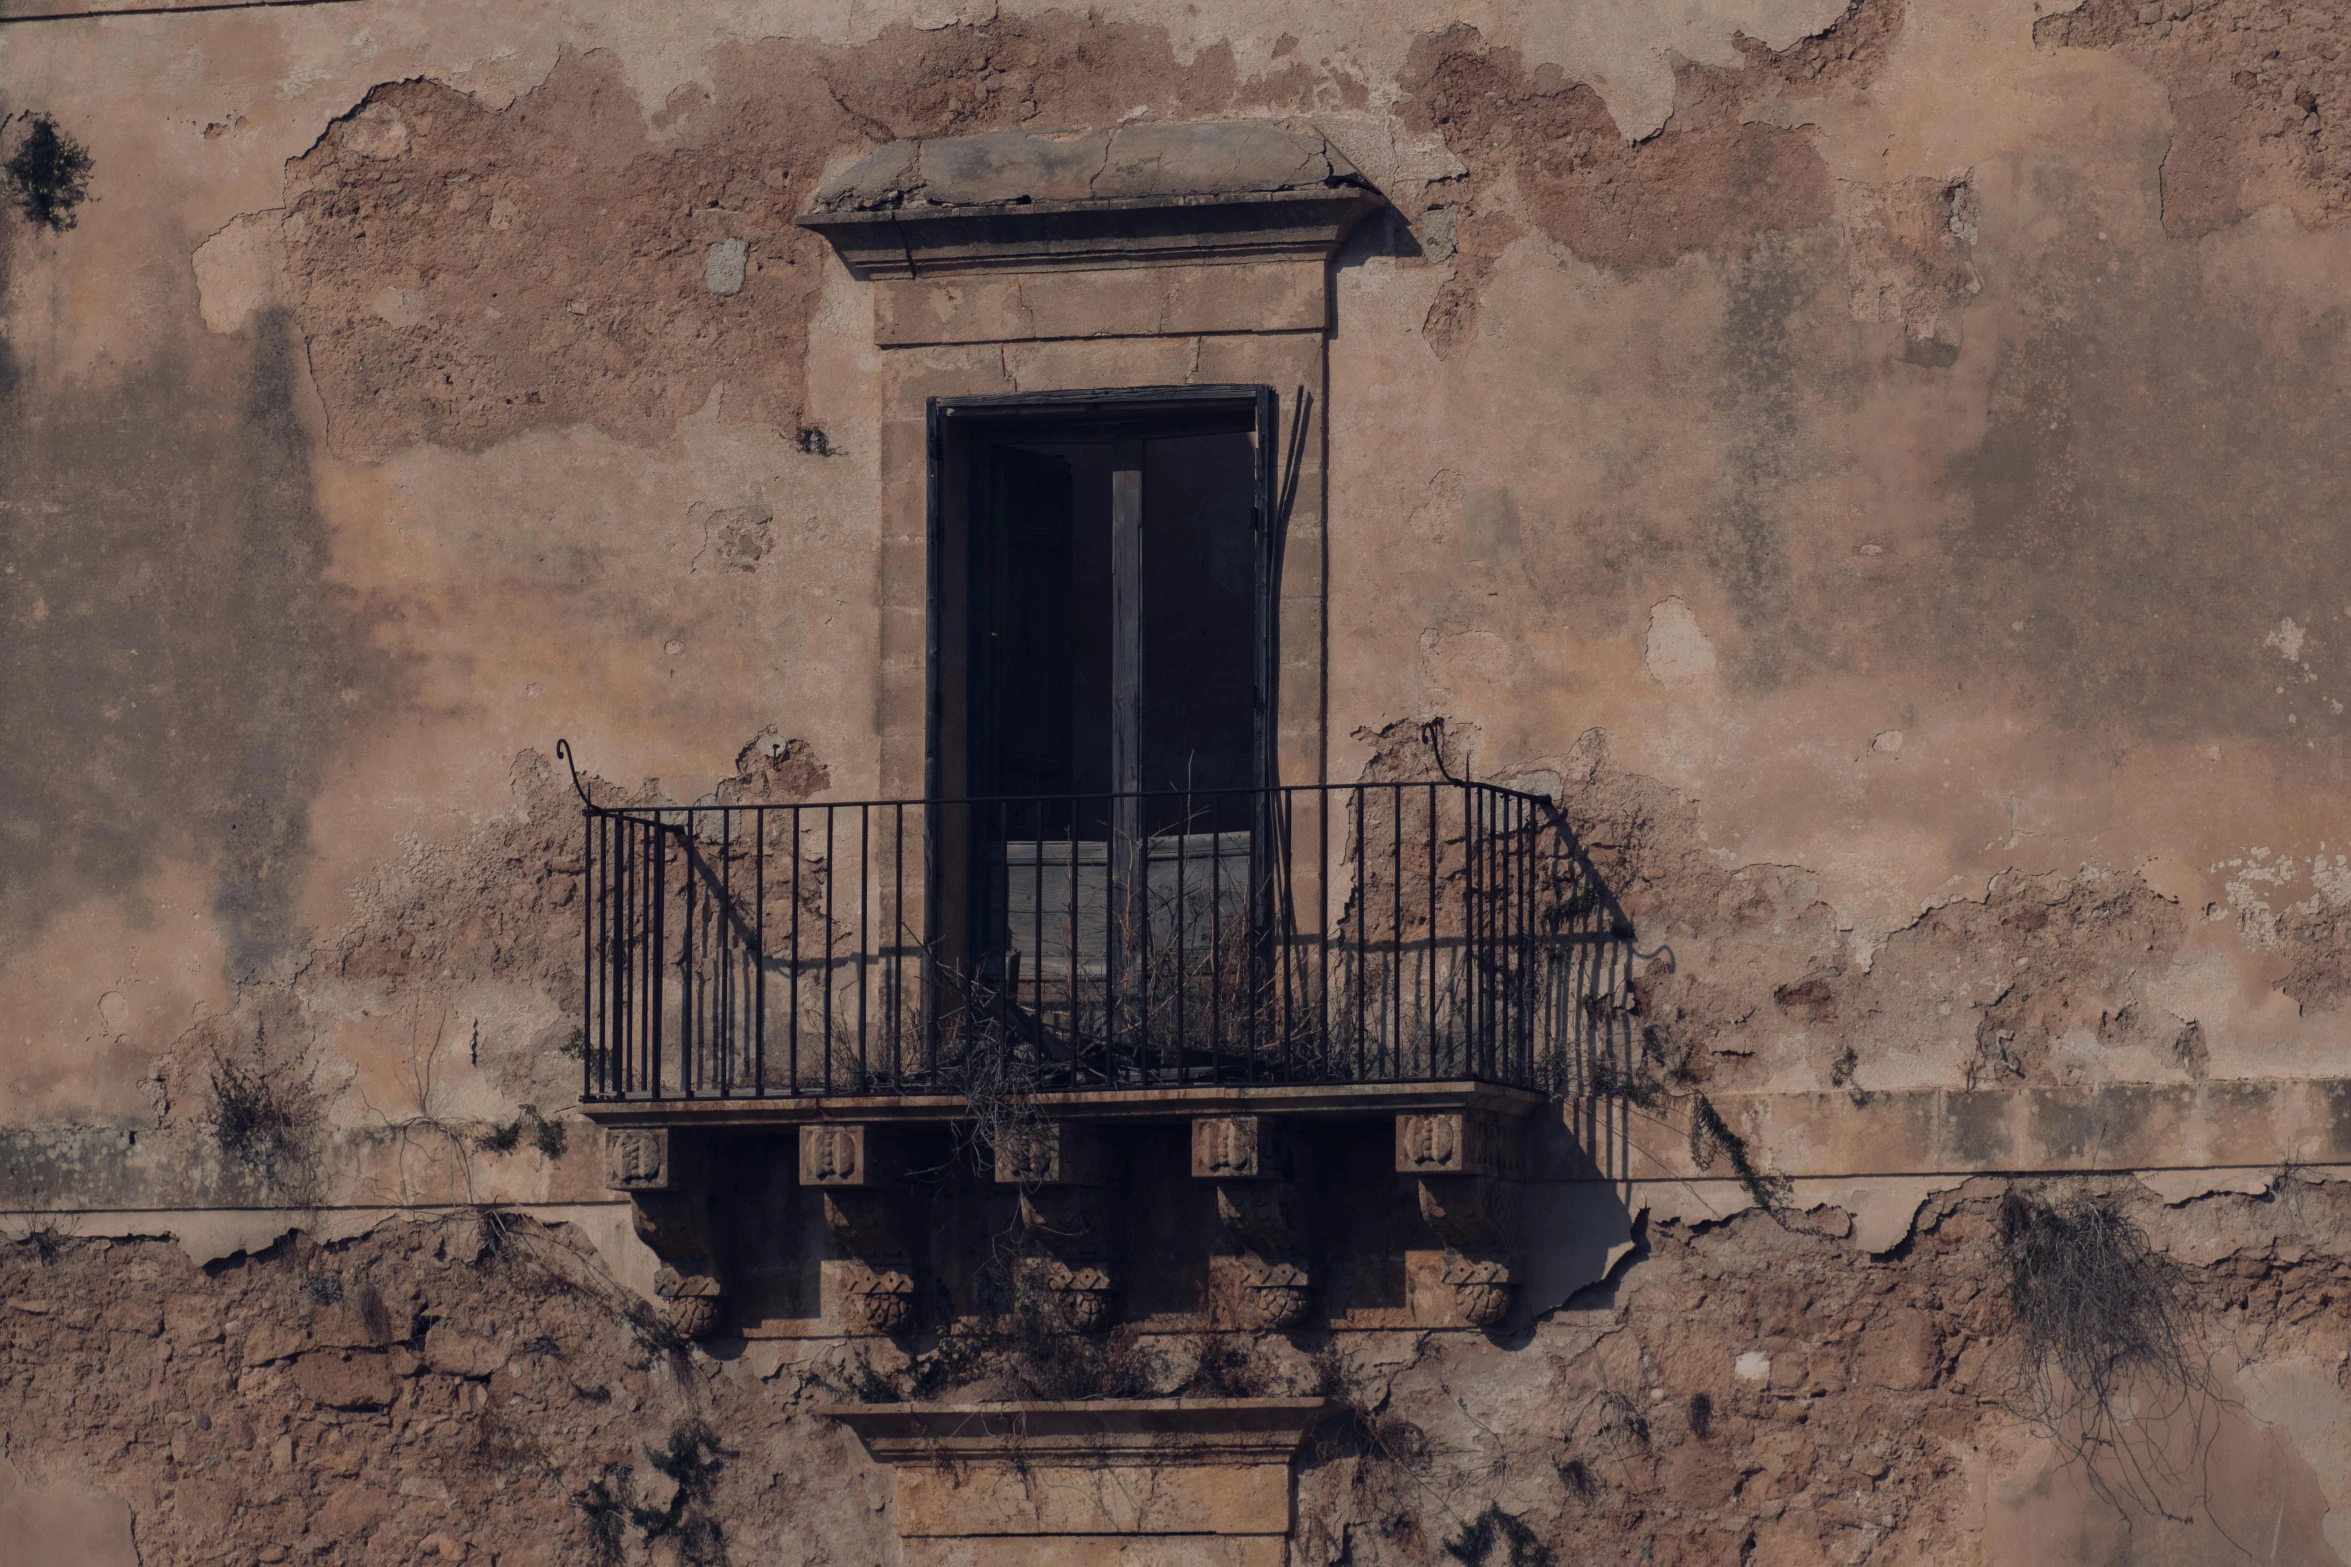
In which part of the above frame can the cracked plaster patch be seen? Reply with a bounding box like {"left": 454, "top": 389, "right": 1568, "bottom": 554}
{"left": 705, "top": 237, "right": 750, "bottom": 294}
{"left": 2236, "top": 1354, "right": 2351, "bottom": 1562}
{"left": 0, "top": 1459, "right": 137, "bottom": 1567}
{"left": 191, "top": 211, "right": 288, "bottom": 335}
{"left": 2135, "top": 1165, "right": 2342, "bottom": 1206}
{"left": 1793, "top": 1177, "right": 1952, "bottom": 1253}
{"left": 1643, "top": 597, "right": 1718, "bottom": 687}
{"left": 1642, "top": 1176, "right": 1951, "bottom": 1255}
{"left": 1503, "top": 0, "right": 1857, "bottom": 141}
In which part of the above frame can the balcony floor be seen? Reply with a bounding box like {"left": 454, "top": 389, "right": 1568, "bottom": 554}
{"left": 577, "top": 1077, "right": 1544, "bottom": 1129}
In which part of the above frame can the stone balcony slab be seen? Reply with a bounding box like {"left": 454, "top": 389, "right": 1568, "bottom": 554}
{"left": 578, "top": 1078, "right": 1547, "bottom": 1132}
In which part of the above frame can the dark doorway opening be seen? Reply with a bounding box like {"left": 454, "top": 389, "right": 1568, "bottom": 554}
{"left": 971, "top": 425, "right": 1259, "bottom": 817}
{"left": 928, "top": 386, "right": 1277, "bottom": 1055}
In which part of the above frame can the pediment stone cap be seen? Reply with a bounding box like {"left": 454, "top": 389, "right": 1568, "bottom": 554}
{"left": 811, "top": 121, "right": 1367, "bottom": 214}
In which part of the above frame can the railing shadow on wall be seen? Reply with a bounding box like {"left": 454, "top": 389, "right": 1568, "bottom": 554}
{"left": 554, "top": 738, "right": 1643, "bottom": 1148}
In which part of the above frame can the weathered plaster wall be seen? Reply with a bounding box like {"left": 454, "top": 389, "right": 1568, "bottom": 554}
{"left": 6, "top": 1183, "right": 2351, "bottom": 1566}
{"left": 7, "top": 0, "right": 2351, "bottom": 1560}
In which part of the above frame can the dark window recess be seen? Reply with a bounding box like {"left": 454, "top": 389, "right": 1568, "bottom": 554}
{"left": 978, "top": 445, "right": 1079, "bottom": 799}
{"left": 947, "top": 396, "right": 1272, "bottom": 1014}
{"left": 967, "top": 418, "right": 1259, "bottom": 832}
{"left": 1140, "top": 432, "right": 1258, "bottom": 800}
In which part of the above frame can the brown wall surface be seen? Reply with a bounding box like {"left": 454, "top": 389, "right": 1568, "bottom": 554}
{"left": 6, "top": 0, "right": 2351, "bottom": 1561}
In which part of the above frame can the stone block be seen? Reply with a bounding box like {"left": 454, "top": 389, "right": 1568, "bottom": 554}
{"left": 310, "top": 1484, "right": 392, "bottom": 1542}
{"left": 1853, "top": 1306, "right": 1941, "bottom": 1391}
{"left": 879, "top": 602, "right": 927, "bottom": 663}
{"left": 1394, "top": 1111, "right": 1518, "bottom": 1177}
{"left": 421, "top": 1323, "right": 508, "bottom": 1378}
{"left": 290, "top": 1349, "right": 395, "bottom": 1410}
{"left": 833, "top": 1398, "right": 1327, "bottom": 1560}
{"left": 1192, "top": 328, "right": 1326, "bottom": 389}
{"left": 876, "top": 416, "right": 932, "bottom": 479}
{"left": 995, "top": 1122, "right": 1112, "bottom": 1186}
{"left": 813, "top": 140, "right": 919, "bottom": 207}
{"left": 800, "top": 1123, "right": 899, "bottom": 1187}
{"left": 0, "top": 1456, "right": 139, "bottom": 1567}
{"left": 602, "top": 1126, "right": 706, "bottom": 1192}
{"left": 874, "top": 262, "right": 1325, "bottom": 347}
{"left": 814, "top": 123, "right": 1354, "bottom": 213}
{"left": 704, "top": 238, "right": 748, "bottom": 295}
{"left": 998, "top": 336, "right": 1202, "bottom": 394}
{"left": 877, "top": 538, "right": 928, "bottom": 607}
{"left": 877, "top": 344, "right": 1012, "bottom": 403}
{"left": 1191, "top": 1115, "right": 1284, "bottom": 1180}
{"left": 240, "top": 1321, "right": 307, "bottom": 1366}
{"left": 923, "top": 129, "right": 1114, "bottom": 206}
{"left": 876, "top": 665, "right": 928, "bottom": 730}
{"left": 896, "top": 1461, "right": 1289, "bottom": 1536}
{"left": 1095, "top": 121, "right": 1343, "bottom": 199}
{"left": 804, "top": 124, "right": 1377, "bottom": 280}
{"left": 903, "top": 1540, "right": 1285, "bottom": 1567}
{"left": 877, "top": 733, "right": 929, "bottom": 798}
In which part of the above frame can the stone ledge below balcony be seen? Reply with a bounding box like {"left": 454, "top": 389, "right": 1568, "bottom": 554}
{"left": 577, "top": 1077, "right": 1545, "bottom": 1131}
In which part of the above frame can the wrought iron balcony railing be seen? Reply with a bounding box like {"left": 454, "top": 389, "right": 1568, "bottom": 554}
{"left": 562, "top": 755, "right": 1628, "bottom": 1104}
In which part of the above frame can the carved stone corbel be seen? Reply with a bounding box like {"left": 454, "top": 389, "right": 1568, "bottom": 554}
{"left": 1193, "top": 1115, "right": 1312, "bottom": 1331}
{"left": 800, "top": 1125, "right": 917, "bottom": 1337}
{"left": 996, "top": 1122, "right": 1119, "bottom": 1333}
{"left": 1396, "top": 1111, "right": 1521, "bottom": 1328}
{"left": 604, "top": 1127, "right": 728, "bottom": 1338}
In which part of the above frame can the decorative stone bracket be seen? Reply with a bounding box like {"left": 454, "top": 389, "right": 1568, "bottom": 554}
{"left": 590, "top": 1086, "right": 1549, "bottom": 1338}
{"left": 997, "top": 1122, "right": 1119, "bottom": 1333}
{"left": 604, "top": 1127, "right": 727, "bottom": 1338}
{"left": 1396, "top": 1111, "right": 1522, "bottom": 1327}
{"left": 1193, "top": 1115, "right": 1312, "bottom": 1332}
{"left": 800, "top": 1124, "right": 917, "bottom": 1336}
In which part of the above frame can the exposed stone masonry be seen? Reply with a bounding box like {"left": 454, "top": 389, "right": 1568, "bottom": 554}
{"left": 7, "top": 1174, "right": 2348, "bottom": 1563}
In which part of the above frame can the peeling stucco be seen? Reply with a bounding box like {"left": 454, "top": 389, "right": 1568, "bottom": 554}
{"left": 11, "top": 0, "right": 2351, "bottom": 1556}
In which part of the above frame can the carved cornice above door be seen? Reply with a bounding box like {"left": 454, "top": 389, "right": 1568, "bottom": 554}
{"left": 797, "top": 121, "right": 1384, "bottom": 278}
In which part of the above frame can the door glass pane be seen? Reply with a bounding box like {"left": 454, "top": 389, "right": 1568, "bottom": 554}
{"left": 1141, "top": 430, "right": 1255, "bottom": 830}
{"left": 985, "top": 446, "right": 1072, "bottom": 797}
{"left": 977, "top": 442, "right": 1117, "bottom": 815}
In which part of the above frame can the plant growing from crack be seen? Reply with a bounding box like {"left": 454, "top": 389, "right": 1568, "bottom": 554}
{"left": 572, "top": 1420, "right": 732, "bottom": 1562}
{"left": 1688, "top": 1094, "right": 1791, "bottom": 1217}
{"left": 479, "top": 1102, "right": 568, "bottom": 1158}
{"left": 1442, "top": 1503, "right": 1555, "bottom": 1567}
{"left": 208, "top": 1040, "right": 322, "bottom": 1200}
{"left": 1829, "top": 1044, "right": 1869, "bottom": 1106}
{"left": 572, "top": 1470, "right": 629, "bottom": 1567}
{"left": 4, "top": 114, "right": 93, "bottom": 230}
{"left": 5, "top": 1213, "right": 79, "bottom": 1264}
{"left": 1996, "top": 1185, "right": 2221, "bottom": 1527}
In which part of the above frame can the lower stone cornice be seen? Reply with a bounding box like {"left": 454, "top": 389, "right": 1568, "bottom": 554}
{"left": 822, "top": 1396, "right": 1334, "bottom": 1467}
{"left": 1565, "top": 1075, "right": 2351, "bottom": 1183}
